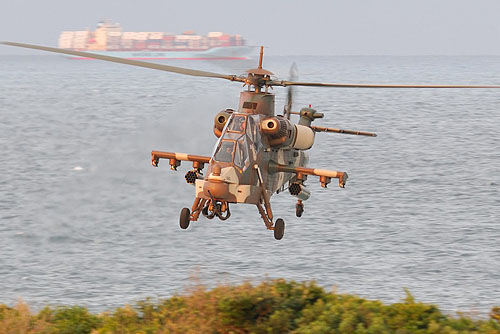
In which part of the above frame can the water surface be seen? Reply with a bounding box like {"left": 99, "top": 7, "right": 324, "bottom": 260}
{"left": 1, "top": 55, "right": 499, "bottom": 315}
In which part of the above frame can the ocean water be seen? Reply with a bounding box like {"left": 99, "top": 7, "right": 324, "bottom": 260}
{"left": 0, "top": 54, "right": 499, "bottom": 315}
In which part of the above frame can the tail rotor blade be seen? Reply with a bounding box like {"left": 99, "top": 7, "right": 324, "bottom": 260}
{"left": 285, "top": 62, "right": 298, "bottom": 119}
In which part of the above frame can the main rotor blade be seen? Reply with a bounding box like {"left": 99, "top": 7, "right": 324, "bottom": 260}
{"left": 269, "top": 80, "right": 500, "bottom": 89}
{"left": 311, "top": 125, "right": 377, "bottom": 137}
{"left": 1, "top": 42, "right": 246, "bottom": 82}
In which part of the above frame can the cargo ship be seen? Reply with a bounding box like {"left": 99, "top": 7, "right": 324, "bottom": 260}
{"left": 58, "top": 20, "right": 254, "bottom": 60}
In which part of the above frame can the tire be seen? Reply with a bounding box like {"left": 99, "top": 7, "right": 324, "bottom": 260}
{"left": 274, "top": 218, "right": 285, "bottom": 240}
{"left": 180, "top": 208, "right": 190, "bottom": 229}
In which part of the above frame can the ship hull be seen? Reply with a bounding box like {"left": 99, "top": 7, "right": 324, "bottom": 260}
{"left": 68, "top": 46, "right": 255, "bottom": 60}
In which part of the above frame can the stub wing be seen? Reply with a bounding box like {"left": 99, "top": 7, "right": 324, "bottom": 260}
{"left": 151, "top": 151, "right": 210, "bottom": 170}
{"left": 269, "top": 161, "right": 348, "bottom": 188}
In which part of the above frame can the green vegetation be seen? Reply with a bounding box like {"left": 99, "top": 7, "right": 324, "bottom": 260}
{"left": 1, "top": 280, "right": 499, "bottom": 334}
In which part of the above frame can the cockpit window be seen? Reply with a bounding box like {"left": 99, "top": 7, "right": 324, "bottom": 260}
{"left": 247, "top": 117, "right": 256, "bottom": 142}
{"left": 214, "top": 140, "right": 235, "bottom": 163}
{"left": 236, "top": 137, "right": 250, "bottom": 170}
{"left": 247, "top": 115, "right": 262, "bottom": 152}
{"left": 234, "top": 142, "right": 242, "bottom": 168}
{"left": 227, "top": 115, "right": 247, "bottom": 133}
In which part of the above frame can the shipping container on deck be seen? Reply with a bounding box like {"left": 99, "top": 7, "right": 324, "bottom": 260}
{"left": 107, "top": 31, "right": 121, "bottom": 50}
{"left": 57, "top": 20, "right": 251, "bottom": 58}
{"left": 162, "top": 35, "right": 175, "bottom": 48}
{"left": 58, "top": 31, "right": 75, "bottom": 49}
{"left": 121, "top": 32, "right": 135, "bottom": 49}
{"left": 147, "top": 32, "right": 163, "bottom": 49}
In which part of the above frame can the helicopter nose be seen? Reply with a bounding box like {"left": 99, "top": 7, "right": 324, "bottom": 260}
{"left": 203, "top": 180, "right": 229, "bottom": 199}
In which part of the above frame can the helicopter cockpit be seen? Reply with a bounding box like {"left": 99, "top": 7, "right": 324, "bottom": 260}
{"left": 212, "top": 113, "right": 262, "bottom": 172}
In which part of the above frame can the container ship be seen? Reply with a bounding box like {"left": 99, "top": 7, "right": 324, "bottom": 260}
{"left": 58, "top": 20, "right": 254, "bottom": 60}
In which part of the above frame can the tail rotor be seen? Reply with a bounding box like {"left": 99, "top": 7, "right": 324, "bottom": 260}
{"left": 284, "top": 62, "right": 298, "bottom": 119}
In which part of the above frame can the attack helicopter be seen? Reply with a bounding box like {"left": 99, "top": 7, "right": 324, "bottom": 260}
{"left": 3, "top": 42, "right": 500, "bottom": 240}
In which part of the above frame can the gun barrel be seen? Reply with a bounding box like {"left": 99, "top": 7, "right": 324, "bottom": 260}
{"left": 311, "top": 125, "right": 377, "bottom": 137}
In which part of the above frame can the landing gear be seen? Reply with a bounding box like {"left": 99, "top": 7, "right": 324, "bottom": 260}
{"left": 295, "top": 200, "right": 304, "bottom": 217}
{"left": 274, "top": 218, "right": 285, "bottom": 240}
{"left": 184, "top": 195, "right": 286, "bottom": 239}
{"left": 201, "top": 201, "right": 231, "bottom": 220}
{"left": 256, "top": 202, "right": 285, "bottom": 240}
{"left": 201, "top": 205, "right": 210, "bottom": 218}
{"left": 180, "top": 208, "right": 190, "bottom": 229}
{"left": 179, "top": 197, "right": 231, "bottom": 232}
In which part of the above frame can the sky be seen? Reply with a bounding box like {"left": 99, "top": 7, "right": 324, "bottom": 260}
{"left": 1, "top": 0, "right": 500, "bottom": 56}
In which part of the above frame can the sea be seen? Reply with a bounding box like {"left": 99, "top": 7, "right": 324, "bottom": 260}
{"left": 1, "top": 54, "right": 499, "bottom": 316}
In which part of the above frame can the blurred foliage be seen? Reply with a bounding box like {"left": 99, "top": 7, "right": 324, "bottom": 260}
{"left": 1, "top": 280, "right": 499, "bottom": 334}
{"left": 0, "top": 301, "right": 51, "bottom": 334}
{"left": 49, "top": 306, "right": 101, "bottom": 334}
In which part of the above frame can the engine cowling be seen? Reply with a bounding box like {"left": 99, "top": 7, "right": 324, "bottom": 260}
{"left": 261, "top": 116, "right": 315, "bottom": 150}
{"left": 213, "top": 109, "right": 234, "bottom": 137}
{"left": 293, "top": 124, "right": 315, "bottom": 150}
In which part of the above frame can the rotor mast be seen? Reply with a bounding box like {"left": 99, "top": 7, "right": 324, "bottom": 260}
{"left": 245, "top": 46, "right": 273, "bottom": 93}
{"left": 255, "top": 46, "right": 265, "bottom": 93}
{"left": 258, "top": 46, "right": 264, "bottom": 70}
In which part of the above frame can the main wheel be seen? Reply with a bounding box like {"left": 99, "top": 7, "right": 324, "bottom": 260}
{"left": 274, "top": 218, "right": 285, "bottom": 240}
{"left": 180, "top": 208, "right": 190, "bottom": 229}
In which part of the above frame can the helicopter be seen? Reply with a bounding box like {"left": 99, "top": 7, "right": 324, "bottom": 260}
{"left": 3, "top": 42, "right": 500, "bottom": 240}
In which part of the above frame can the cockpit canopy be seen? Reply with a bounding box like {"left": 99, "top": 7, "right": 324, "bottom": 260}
{"left": 212, "top": 113, "right": 263, "bottom": 171}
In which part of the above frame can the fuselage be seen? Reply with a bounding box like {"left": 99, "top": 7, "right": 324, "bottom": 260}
{"left": 196, "top": 90, "right": 310, "bottom": 204}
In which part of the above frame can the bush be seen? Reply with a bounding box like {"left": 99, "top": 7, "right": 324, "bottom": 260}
{"left": 0, "top": 301, "right": 51, "bottom": 334}
{"left": 1, "top": 281, "right": 499, "bottom": 334}
{"left": 50, "top": 306, "right": 101, "bottom": 334}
